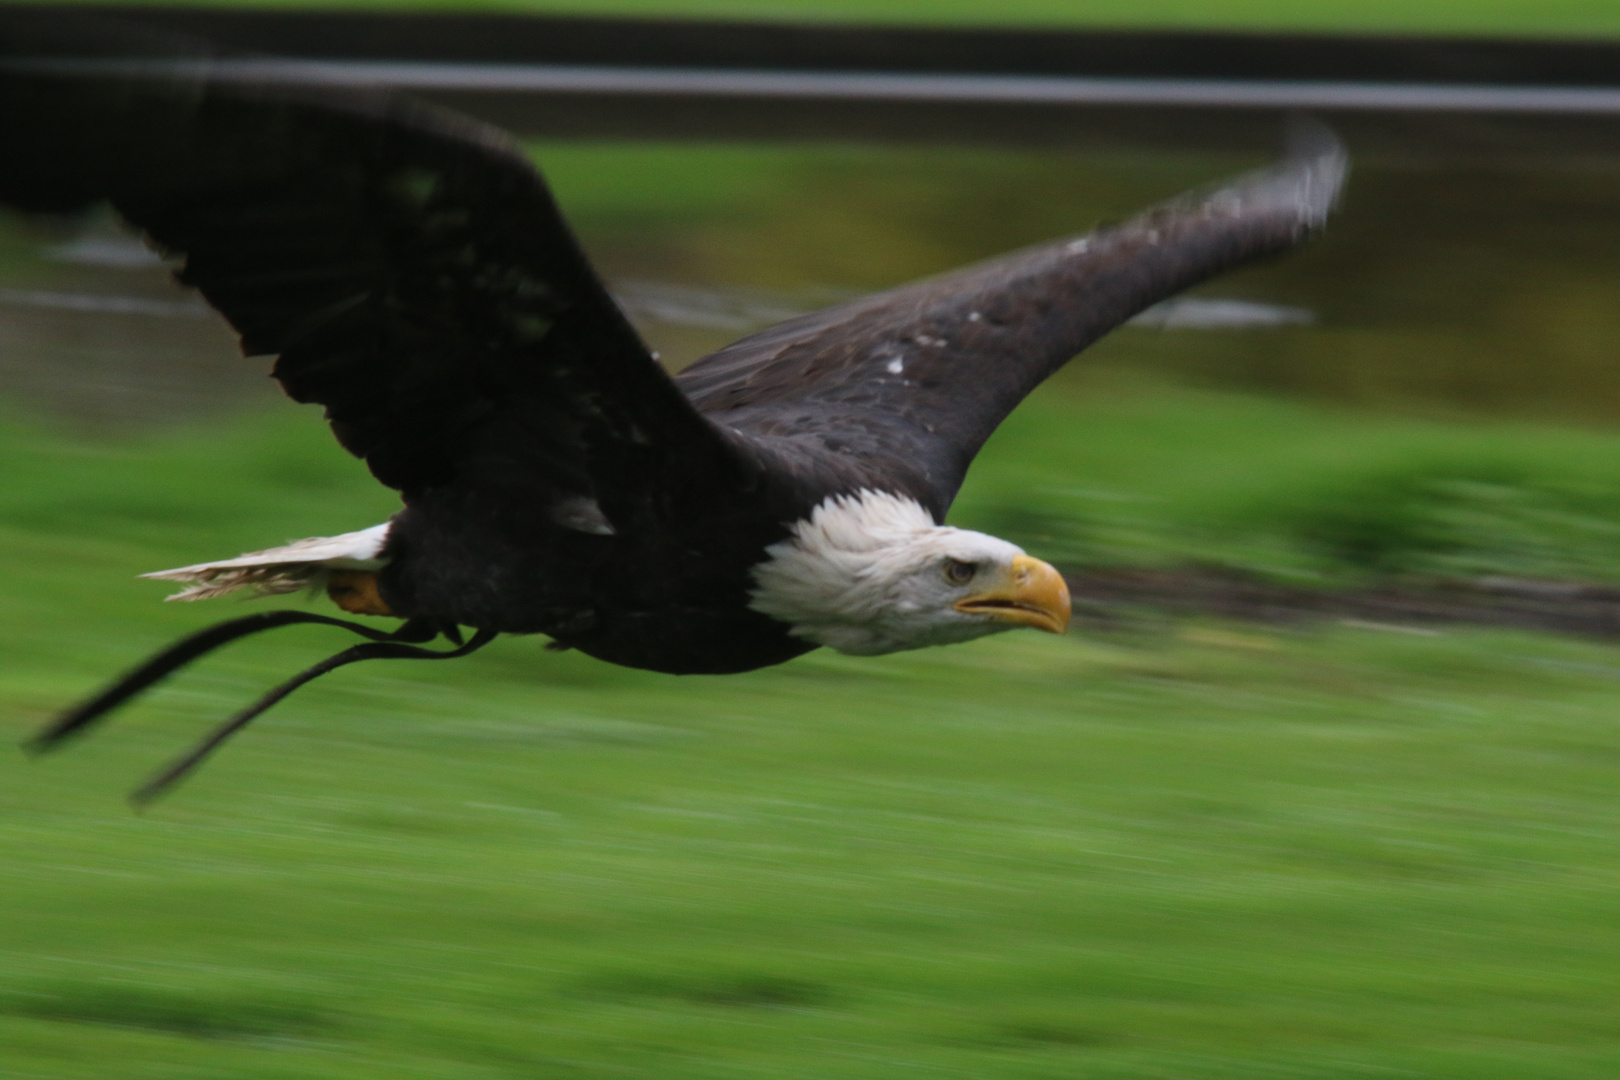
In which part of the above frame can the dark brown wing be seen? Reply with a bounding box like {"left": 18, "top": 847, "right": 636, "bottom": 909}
{"left": 676, "top": 122, "right": 1347, "bottom": 519}
{"left": 0, "top": 12, "right": 749, "bottom": 530}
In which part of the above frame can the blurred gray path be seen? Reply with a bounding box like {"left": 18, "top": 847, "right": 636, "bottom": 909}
{"left": 61, "top": 57, "right": 1620, "bottom": 116}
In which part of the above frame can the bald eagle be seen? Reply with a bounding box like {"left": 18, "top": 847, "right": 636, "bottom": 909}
{"left": 1, "top": 14, "right": 1346, "bottom": 799}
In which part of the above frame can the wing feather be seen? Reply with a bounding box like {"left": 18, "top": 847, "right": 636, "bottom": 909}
{"left": 677, "top": 122, "right": 1347, "bottom": 517}
{"left": 0, "top": 11, "right": 749, "bottom": 529}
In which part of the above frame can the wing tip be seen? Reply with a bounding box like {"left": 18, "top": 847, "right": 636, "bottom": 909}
{"left": 1234, "top": 114, "right": 1349, "bottom": 231}
{"left": 1279, "top": 113, "right": 1351, "bottom": 225}
{"left": 1165, "top": 115, "right": 1348, "bottom": 237}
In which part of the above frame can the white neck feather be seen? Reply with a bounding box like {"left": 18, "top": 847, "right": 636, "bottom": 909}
{"left": 749, "top": 489, "right": 1023, "bottom": 655}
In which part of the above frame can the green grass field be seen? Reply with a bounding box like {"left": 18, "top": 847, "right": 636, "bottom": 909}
{"left": 43, "top": 0, "right": 1620, "bottom": 40}
{"left": 7, "top": 372, "right": 1620, "bottom": 1079}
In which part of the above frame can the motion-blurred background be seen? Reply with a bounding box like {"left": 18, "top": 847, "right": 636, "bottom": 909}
{"left": 6, "top": 2, "right": 1620, "bottom": 1078}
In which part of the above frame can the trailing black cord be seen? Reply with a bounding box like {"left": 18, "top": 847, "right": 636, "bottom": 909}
{"left": 129, "top": 628, "right": 499, "bottom": 806}
{"left": 26, "top": 611, "right": 438, "bottom": 753}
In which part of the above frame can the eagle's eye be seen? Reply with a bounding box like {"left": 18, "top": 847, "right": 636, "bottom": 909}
{"left": 942, "top": 558, "right": 978, "bottom": 585}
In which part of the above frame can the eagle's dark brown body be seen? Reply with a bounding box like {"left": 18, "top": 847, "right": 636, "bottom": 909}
{"left": 382, "top": 482, "right": 813, "bottom": 673}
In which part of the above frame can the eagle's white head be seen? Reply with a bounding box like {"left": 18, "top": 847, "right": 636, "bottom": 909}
{"left": 749, "top": 489, "right": 1071, "bottom": 656}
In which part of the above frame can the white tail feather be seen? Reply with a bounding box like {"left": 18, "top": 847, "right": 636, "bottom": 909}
{"left": 143, "top": 523, "right": 392, "bottom": 602}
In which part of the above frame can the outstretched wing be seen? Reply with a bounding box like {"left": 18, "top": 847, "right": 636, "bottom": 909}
{"left": 676, "top": 123, "right": 1347, "bottom": 519}
{"left": 0, "top": 12, "right": 749, "bottom": 530}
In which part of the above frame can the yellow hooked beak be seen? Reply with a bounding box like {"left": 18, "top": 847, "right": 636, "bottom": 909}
{"left": 953, "top": 554, "right": 1071, "bottom": 634}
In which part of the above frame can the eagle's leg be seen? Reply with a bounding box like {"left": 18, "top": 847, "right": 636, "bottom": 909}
{"left": 326, "top": 570, "right": 393, "bottom": 616}
{"left": 27, "top": 611, "right": 439, "bottom": 753}
{"left": 130, "top": 628, "right": 499, "bottom": 806}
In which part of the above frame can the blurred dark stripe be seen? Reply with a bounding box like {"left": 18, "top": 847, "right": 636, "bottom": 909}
{"left": 20, "top": 5, "right": 1620, "bottom": 85}
{"left": 12, "top": 7, "right": 1620, "bottom": 159}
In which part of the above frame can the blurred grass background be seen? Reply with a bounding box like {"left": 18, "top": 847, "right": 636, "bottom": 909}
{"left": 6, "top": 59, "right": 1620, "bottom": 1080}
{"left": 36, "top": 0, "right": 1620, "bottom": 39}
{"left": 10, "top": 373, "right": 1620, "bottom": 1080}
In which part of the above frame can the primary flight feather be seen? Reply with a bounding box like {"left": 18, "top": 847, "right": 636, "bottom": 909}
{"left": 0, "top": 12, "right": 1347, "bottom": 798}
